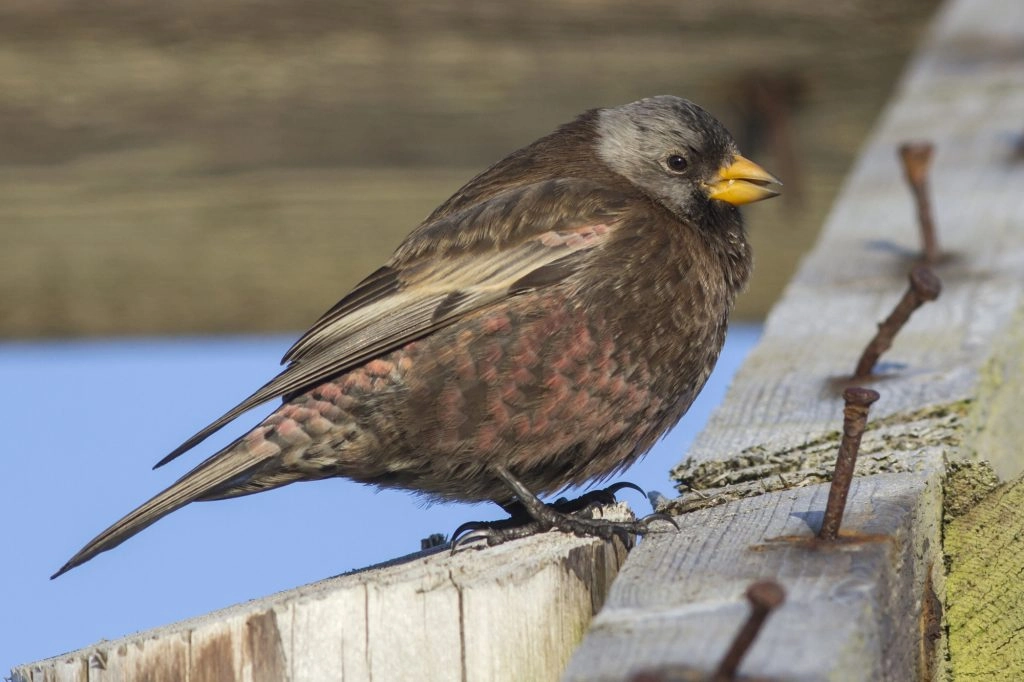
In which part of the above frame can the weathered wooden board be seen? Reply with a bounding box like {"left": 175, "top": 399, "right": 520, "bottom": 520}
{"left": 564, "top": 0, "right": 1024, "bottom": 679}
{"left": 564, "top": 473, "right": 942, "bottom": 682}
{"left": 945, "top": 472, "right": 1024, "bottom": 679}
{"left": 0, "top": 0, "right": 939, "bottom": 337}
{"left": 12, "top": 518, "right": 628, "bottom": 682}
{"left": 678, "top": 0, "right": 1024, "bottom": 480}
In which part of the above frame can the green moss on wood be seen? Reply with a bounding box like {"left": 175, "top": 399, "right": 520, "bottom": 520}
{"left": 945, "top": 473, "right": 1024, "bottom": 679}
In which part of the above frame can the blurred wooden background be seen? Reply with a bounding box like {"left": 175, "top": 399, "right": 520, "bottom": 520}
{"left": 0, "top": 0, "right": 938, "bottom": 338}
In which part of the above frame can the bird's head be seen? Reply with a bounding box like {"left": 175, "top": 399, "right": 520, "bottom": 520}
{"left": 595, "top": 95, "right": 780, "bottom": 224}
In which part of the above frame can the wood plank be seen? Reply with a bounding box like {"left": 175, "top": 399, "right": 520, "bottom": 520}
{"left": 0, "top": 0, "right": 939, "bottom": 337}
{"left": 945, "top": 472, "right": 1024, "bottom": 679}
{"left": 564, "top": 0, "right": 1024, "bottom": 678}
{"left": 11, "top": 509, "right": 628, "bottom": 682}
{"left": 565, "top": 473, "right": 941, "bottom": 681}
{"left": 678, "top": 1, "right": 1024, "bottom": 479}
{"left": 91, "top": 632, "right": 190, "bottom": 682}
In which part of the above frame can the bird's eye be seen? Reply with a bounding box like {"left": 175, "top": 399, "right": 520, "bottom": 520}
{"left": 665, "top": 154, "right": 688, "bottom": 173}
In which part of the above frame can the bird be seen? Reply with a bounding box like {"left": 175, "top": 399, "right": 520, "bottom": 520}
{"left": 52, "top": 95, "right": 779, "bottom": 579}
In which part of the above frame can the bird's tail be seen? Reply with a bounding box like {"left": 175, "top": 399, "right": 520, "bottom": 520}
{"left": 51, "top": 438, "right": 275, "bottom": 579}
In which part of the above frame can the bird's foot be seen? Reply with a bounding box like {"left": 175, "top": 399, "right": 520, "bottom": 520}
{"left": 451, "top": 473, "right": 677, "bottom": 553}
{"left": 451, "top": 505, "right": 677, "bottom": 553}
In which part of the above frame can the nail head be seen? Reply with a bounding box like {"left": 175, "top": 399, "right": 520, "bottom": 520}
{"left": 842, "top": 387, "right": 880, "bottom": 407}
{"left": 746, "top": 580, "right": 786, "bottom": 610}
{"left": 898, "top": 142, "right": 935, "bottom": 183}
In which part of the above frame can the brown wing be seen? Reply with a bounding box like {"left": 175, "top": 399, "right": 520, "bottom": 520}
{"left": 154, "top": 178, "right": 630, "bottom": 468}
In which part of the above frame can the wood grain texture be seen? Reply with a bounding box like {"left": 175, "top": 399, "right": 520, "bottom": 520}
{"left": 945, "top": 473, "right": 1024, "bottom": 679}
{"left": 12, "top": 517, "right": 628, "bottom": 682}
{"left": 0, "top": 0, "right": 939, "bottom": 337}
{"left": 566, "top": 0, "right": 1024, "bottom": 679}
{"left": 563, "top": 474, "right": 942, "bottom": 682}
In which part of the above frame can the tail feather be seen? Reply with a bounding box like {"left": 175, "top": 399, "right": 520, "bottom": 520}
{"left": 51, "top": 445, "right": 273, "bottom": 579}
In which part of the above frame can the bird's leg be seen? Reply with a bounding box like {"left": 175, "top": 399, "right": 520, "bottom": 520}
{"left": 451, "top": 466, "right": 677, "bottom": 552}
{"left": 452, "top": 483, "right": 641, "bottom": 549}
{"left": 494, "top": 464, "right": 677, "bottom": 538}
{"left": 503, "top": 482, "right": 643, "bottom": 518}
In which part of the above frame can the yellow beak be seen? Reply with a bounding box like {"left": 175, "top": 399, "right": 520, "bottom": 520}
{"left": 706, "top": 155, "right": 782, "bottom": 205}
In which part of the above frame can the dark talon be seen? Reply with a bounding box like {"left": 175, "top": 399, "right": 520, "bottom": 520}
{"left": 449, "top": 513, "right": 553, "bottom": 553}
{"left": 553, "top": 491, "right": 615, "bottom": 514}
{"left": 454, "top": 521, "right": 556, "bottom": 552}
{"left": 449, "top": 518, "right": 519, "bottom": 551}
{"left": 601, "top": 481, "right": 647, "bottom": 498}
{"left": 451, "top": 529, "right": 495, "bottom": 553}
{"left": 450, "top": 521, "right": 484, "bottom": 550}
{"left": 639, "top": 511, "right": 680, "bottom": 531}
{"left": 552, "top": 481, "right": 648, "bottom": 514}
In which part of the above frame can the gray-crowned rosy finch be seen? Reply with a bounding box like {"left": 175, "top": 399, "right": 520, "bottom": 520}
{"left": 53, "top": 95, "right": 779, "bottom": 578}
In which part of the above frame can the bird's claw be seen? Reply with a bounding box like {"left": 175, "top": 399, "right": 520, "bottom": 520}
{"left": 550, "top": 481, "right": 649, "bottom": 515}
{"left": 451, "top": 521, "right": 550, "bottom": 554}
{"left": 639, "top": 511, "right": 680, "bottom": 531}
{"left": 602, "top": 480, "right": 648, "bottom": 499}
{"left": 450, "top": 521, "right": 492, "bottom": 552}
{"left": 450, "top": 528, "right": 495, "bottom": 553}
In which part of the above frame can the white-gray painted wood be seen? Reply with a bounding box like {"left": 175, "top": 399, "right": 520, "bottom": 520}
{"left": 564, "top": 474, "right": 942, "bottom": 681}
{"left": 682, "top": 0, "right": 1024, "bottom": 477}
{"left": 13, "top": 513, "right": 629, "bottom": 682}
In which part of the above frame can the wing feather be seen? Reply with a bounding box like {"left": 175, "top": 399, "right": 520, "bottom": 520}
{"left": 154, "top": 179, "right": 627, "bottom": 469}
{"left": 282, "top": 266, "right": 400, "bottom": 364}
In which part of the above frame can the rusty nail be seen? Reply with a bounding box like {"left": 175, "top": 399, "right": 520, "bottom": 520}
{"left": 854, "top": 265, "right": 942, "bottom": 378}
{"left": 713, "top": 580, "right": 786, "bottom": 680}
{"left": 818, "top": 387, "right": 880, "bottom": 541}
{"left": 898, "top": 142, "right": 940, "bottom": 264}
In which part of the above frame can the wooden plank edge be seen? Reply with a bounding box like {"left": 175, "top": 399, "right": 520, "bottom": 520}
{"left": 12, "top": 506, "right": 631, "bottom": 682}
{"left": 562, "top": 469, "right": 944, "bottom": 681}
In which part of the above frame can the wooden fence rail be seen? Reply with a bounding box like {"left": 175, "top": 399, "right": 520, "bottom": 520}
{"left": 566, "top": 0, "right": 1024, "bottom": 678}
